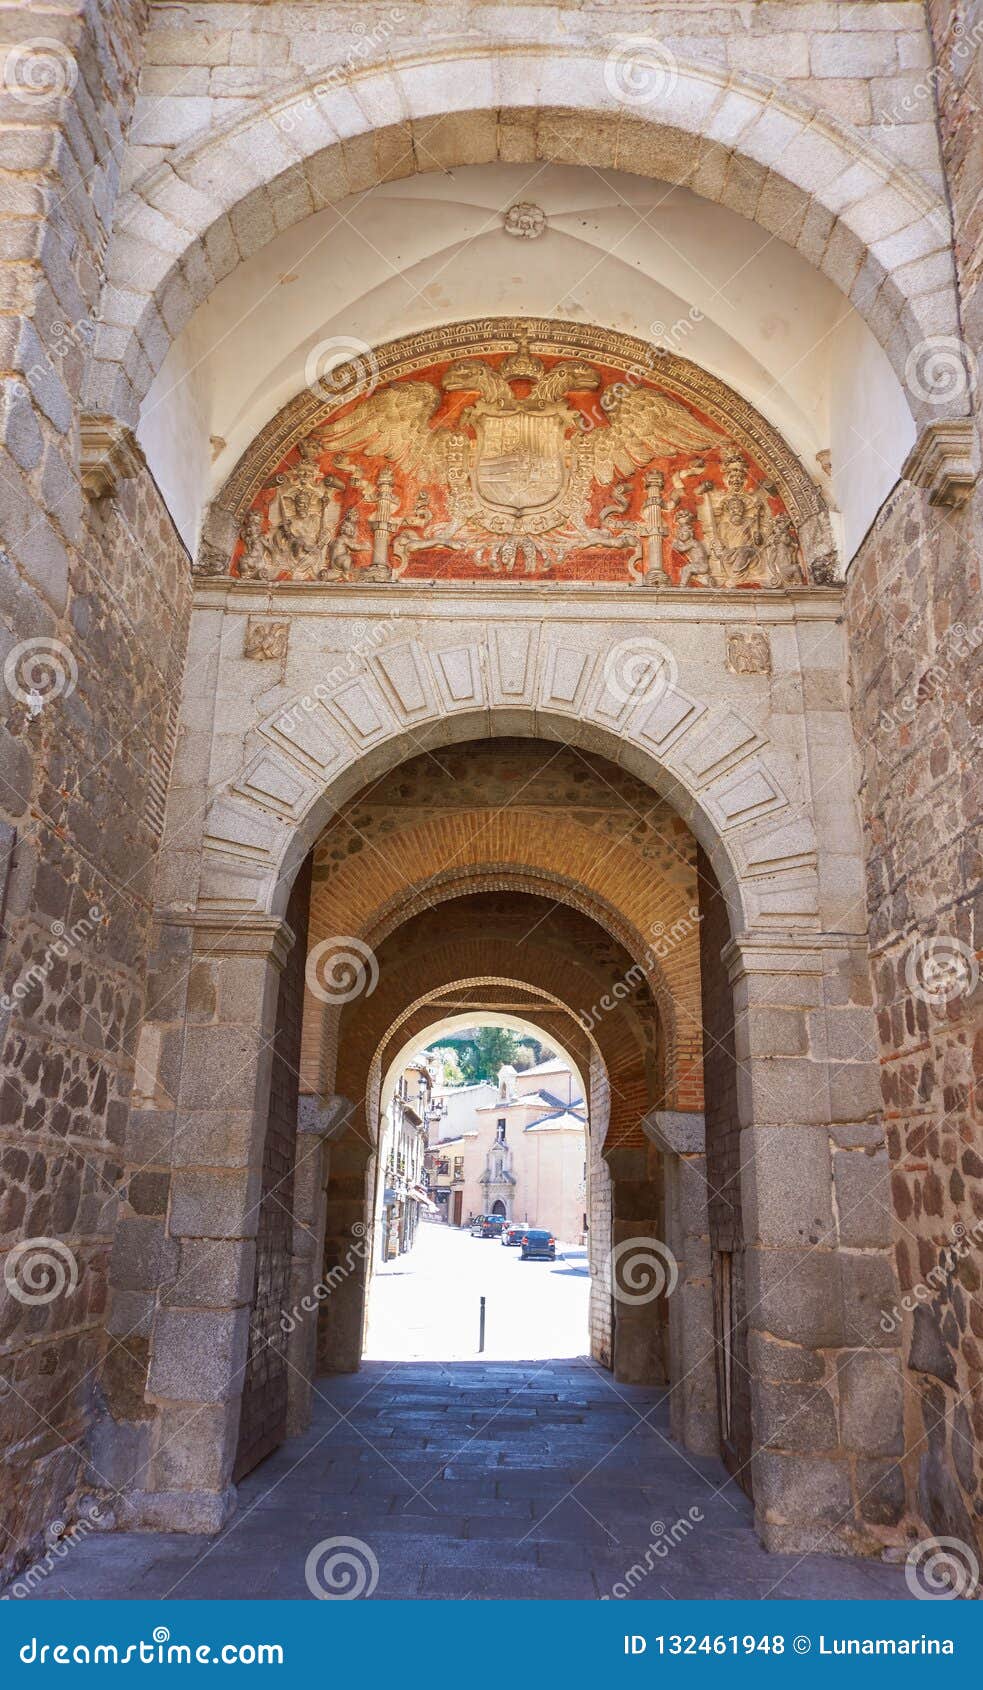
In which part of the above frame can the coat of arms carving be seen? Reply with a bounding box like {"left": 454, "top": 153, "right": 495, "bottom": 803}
{"left": 212, "top": 324, "right": 820, "bottom": 589}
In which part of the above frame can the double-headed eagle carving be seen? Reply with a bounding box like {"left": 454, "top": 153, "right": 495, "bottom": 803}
{"left": 236, "top": 338, "right": 803, "bottom": 585}
{"left": 317, "top": 354, "right": 721, "bottom": 492}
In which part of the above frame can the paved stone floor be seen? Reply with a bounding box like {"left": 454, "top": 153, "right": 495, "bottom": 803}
{"left": 9, "top": 1359, "right": 913, "bottom": 1601}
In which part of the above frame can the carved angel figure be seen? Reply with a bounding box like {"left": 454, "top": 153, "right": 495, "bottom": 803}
{"left": 238, "top": 508, "right": 276, "bottom": 580}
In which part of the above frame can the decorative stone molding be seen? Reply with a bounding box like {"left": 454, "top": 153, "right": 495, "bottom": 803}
{"left": 159, "top": 910, "right": 296, "bottom": 971}
{"left": 79, "top": 412, "right": 145, "bottom": 499}
{"left": 503, "top": 202, "right": 546, "bottom": 239}
{"left": 202, "top": 318, "right": 835, "bottom": 584}
{"left": 901, "top": 418, "right": 980, "bottom": 507}
{"left": 726, "top": 629, "right": 771, "bottom": 676}
{"left": 244, "top": 620, "right": 289, "bottom": 661}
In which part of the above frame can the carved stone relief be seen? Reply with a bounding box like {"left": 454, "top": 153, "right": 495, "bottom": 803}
{"left": 197, "top": 320, "right": 835, "bottom": 589}
{"left": 244, "top": 620, "right": 289, "bottom": 661}
{"left": 726, "top": 629, "right": 772, "bottom": 676}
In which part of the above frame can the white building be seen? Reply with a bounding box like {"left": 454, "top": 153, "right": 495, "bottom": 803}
{"left": 428, "top": 1061, "right": 587, "bottom": 1243}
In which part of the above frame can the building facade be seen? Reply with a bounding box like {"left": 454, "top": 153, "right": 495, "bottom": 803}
{"left": 375, "top": 1056, "right": 439, "bottom": 1259}
{"left": 429, "top": 1059, "right": 588, "bottom": 1241}
{"left": 0, "top": 0, "right": 980, "bottom": 1584}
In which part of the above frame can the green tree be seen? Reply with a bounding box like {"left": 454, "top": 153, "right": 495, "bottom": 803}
{"left": 458, "top": 1026, "right": 519, "bottom": 1084}
{"left": 430, "top": 1046, "right": 464, "bottom": 1085}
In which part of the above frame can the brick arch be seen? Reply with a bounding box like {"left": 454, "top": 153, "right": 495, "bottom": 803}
{"left": 91, "top": 44, "right": 961, "bottom": 428}
{"left": 329, "top": 912, "right": 663, "bottom": 1151}
{"left": 304, "top": 810, "right": 701, "bottom": 1105}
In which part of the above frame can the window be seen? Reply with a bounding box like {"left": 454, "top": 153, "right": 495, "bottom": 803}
{"left": 496, "top": 1118, "right": 506, "bottom": 1142}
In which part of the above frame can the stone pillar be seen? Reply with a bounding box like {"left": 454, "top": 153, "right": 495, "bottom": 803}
{"left": 725, "top": 933, "right": 904, "bottom": 1554}
{"left": 118, "top": 913, "right": 293, "bottom": 1532}
{"left": 643, "top": 1110, "right": 718, "bottom": 1457}
{"left": 316, "top": 1124, "right": 376, "bottom": 1375}
{"left": 607, "top": 1142, "right": 669, "bottom": 1386}
{"left": 285, "top": 1094, "right": 353, "bottom": 1434}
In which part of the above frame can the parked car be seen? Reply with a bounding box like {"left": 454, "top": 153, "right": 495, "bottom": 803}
{"left": 469, "top": 1214, "right": 492, "bottom": 1234}
{"left": 519, "top": 1229, "right": 556, "bottom": 1260}
{"left": 501, "top": 1222, "right": 528, "bottom": 1247}
{"left": 479, "top": 1215, "right": 506, "bottom": 1238}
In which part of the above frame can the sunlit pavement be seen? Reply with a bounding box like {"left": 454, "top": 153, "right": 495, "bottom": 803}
{"left": 364, "top": 1218, "right": 591, "bottom": 1361}
{"left": 8, "top": 1226, "right": 914, "bottom": 1601}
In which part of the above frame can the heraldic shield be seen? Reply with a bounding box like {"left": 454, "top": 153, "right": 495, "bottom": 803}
{"left": 470, "top": 408, "right": 569, "bottom": 519}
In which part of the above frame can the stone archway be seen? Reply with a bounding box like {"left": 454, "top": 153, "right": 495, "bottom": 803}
{"left": 89, "top": 44, "right": 964, "bottom": 441}
{"left": 114, "top": 658, "right": 901, "bottom": 1554}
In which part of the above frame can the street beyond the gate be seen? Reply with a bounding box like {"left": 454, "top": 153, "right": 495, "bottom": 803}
{"left": 363, "top": 1220, "right": 590, "bottom": 1361}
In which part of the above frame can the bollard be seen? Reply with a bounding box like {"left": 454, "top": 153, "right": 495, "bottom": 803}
{"left": 478, "top": 1294, "right": 486, "bottom": 1353}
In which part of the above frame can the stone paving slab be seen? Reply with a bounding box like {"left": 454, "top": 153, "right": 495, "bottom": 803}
{"left": 5, "top": 1359, "right": 914, "bottom": 1601}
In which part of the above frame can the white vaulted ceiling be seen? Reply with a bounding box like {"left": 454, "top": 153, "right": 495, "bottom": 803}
{"left": 138, "top": 161, "right": 914, "bottom": 567}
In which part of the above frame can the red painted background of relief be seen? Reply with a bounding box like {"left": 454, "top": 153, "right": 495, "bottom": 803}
{"left": 232, "top": 352, "right": 790, "bottom": 585}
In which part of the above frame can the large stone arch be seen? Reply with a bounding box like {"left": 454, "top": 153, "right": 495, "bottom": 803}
{"left": 118, "top": 603, "right": 897, "bottom": 1554}
{"left": 90, "top": 45, "right": 964, "bottom": 433}
{"left": 191, "top": 642, "right": 824, "bottom": 945}
{"left": 312, "top": 905, "right": 674, "bottom": 1397}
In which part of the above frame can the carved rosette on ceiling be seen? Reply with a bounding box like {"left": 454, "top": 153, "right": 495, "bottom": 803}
{"left": 198, "top": 320, "right": 837, "bottom": 589}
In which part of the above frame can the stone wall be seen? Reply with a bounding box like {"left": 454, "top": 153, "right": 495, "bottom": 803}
{"left": 131, "top": 1, "right": 944, "bottom": 194}
{"left": 840, "top": 0, "right": 983, "bottom": 1557}
{"left": 0, "top": 0, "right": 195, "bottom": 1582}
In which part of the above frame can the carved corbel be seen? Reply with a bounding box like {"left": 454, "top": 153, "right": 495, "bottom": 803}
{"left": 297, "top": 1094, "right": 355, "bottom": 1142}
{"left": 902, "top": 418, "right": 980, "bottom": 508}
{"left": 79, "top": 413, "right": 146, "bottom": 500}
